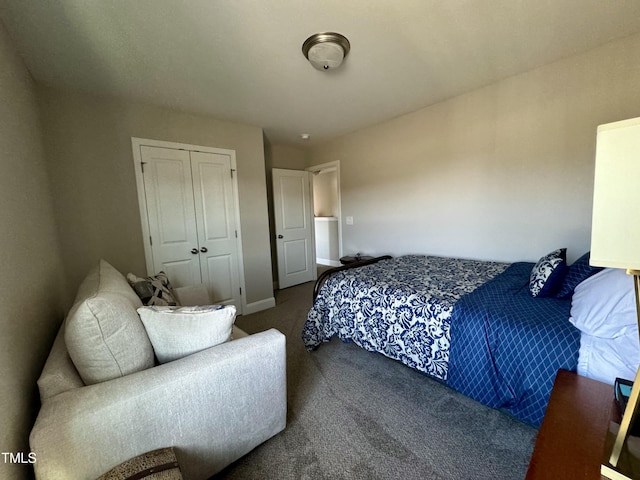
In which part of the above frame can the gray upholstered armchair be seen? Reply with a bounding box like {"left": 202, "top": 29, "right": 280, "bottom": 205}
{"left": 30, "top": 260, "right": 286, "bottom": 479}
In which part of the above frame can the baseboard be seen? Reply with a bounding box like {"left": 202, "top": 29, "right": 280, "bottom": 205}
{"left": 317, "top": 258, "right": 341, "bottom": 267}
{"left": 243, "top": 296, "right": 276, "bottom": 315}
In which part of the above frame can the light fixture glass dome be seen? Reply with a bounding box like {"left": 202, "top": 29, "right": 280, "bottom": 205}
{"left": 302, "top": 32, "right": 350, "bottom": 71}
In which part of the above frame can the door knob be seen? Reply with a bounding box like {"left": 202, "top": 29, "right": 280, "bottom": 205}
{"left": 191, "top": 248, "right": 198, "bottom": 254}
{"left": 277, "top": 235, "right": 284, "bottom": 239}
{"left": 200, "top": 247, "right": 208, "bottom": 253}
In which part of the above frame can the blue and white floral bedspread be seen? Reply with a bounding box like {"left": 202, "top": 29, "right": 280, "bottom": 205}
{"left": 302, "top": 255, "right": 508, "bottom": 380}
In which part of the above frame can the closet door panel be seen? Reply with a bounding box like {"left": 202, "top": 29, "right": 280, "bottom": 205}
{"left": 190, "top": 151, "right": 241, "bottom": 307}
{"left": 202, "top": 254, "right": 234, "bottom": 304}
{"left": 141, "top": 146, "right": 202, "bottom": 287}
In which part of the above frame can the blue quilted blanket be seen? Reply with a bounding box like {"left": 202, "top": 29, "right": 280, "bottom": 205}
{"left": 446, "top": 262, "right": 580, "bottom": 426}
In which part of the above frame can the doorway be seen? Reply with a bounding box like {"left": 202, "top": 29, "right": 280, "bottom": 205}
{"left": 269, "top": 161, "right": 342, "bottom": 289}
{"left": 307, "top": 161, "right": 342, "bottom": 267}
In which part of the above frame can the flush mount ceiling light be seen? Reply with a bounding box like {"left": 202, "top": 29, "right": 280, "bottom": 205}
{"left": 302, "top": 32, "right": 350, "bottom": 71}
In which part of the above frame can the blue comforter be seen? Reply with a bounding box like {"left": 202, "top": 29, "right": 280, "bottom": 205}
{"left": 447, "top": 262, "right": 580, "bottom": 426}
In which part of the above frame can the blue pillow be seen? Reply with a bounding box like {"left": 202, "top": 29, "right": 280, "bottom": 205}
{"left": 529, "top": 248, "right": 568, "bottom": 298}
{"left": 555, "top": 252, "right": 603, "bottom": 299}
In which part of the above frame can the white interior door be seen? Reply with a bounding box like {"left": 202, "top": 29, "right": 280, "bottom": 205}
{"left": 190, "top": 151, "right": 241, "bottom": 306}
{"left": 140, "top": 146, "right": 202, "bottom": 287}
{"left": 273, "top": 168, "right": 316, "bottom": 289}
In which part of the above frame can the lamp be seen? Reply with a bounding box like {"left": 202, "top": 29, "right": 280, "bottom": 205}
{"left": 302, "top": 32, "right": 350, "bottom": 71}
{"left": 590, "top": 116, "right": 640, "bottom": 480}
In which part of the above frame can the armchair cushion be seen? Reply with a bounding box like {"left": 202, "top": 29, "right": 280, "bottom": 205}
{"left": 65, "top": 260, "right": 155, "bottom": 385}
{"left": 138, "top": 305, "right": 237, "bottom": 363}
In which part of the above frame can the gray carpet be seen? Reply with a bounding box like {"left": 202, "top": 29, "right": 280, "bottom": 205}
{"left": 214, "top": 280, "right": 537, "bottom": 479}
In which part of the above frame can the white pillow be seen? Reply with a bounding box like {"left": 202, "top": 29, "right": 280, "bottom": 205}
{"left": 578, "top": 332, "right": 639, "bottom": 384}
{"left": 137, "top": 305, "right": 237, "bottom": 363}
{"left": 569, "top": 268, "right": 637, "bottom": 339}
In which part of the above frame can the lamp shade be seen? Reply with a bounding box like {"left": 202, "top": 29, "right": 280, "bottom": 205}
{"left": 590, "top": 117, "right": 640, "bottom": 270}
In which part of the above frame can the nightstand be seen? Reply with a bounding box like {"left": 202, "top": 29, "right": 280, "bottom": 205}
{"left": 526, "top": 369, "right": 616, "bottom": 479}
{"left": 339, "top": 255, "right": 373, "bottom": 265}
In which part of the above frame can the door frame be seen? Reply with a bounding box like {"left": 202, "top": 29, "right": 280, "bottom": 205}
{"left": 306, "top": 160, "right": 343, "bottom": 261}
{"left": 131, "top": 137, "right": 247, "bottom": 313}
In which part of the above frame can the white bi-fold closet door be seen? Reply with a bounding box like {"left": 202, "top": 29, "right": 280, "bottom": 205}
{"left": 133, "top": 140, "right": 244, "bottom": 312}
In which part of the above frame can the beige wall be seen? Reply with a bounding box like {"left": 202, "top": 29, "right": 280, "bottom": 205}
{"left": 38, "top": 87, "right": 274, "bottom": 308}
{"left": 0, "top": 24, "right": 66, "bottom": 480}
{"left": 266, "top": 143, "right": 309, "bottom": 170}
{"left": 313, "top": 170, "right": 338, "bottom": 217}
{"left": 308, "top": 33, "right": 640, "bottom": 264}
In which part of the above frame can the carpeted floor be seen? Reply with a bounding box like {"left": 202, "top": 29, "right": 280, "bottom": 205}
{"left": 213, "top": 279, "right": 537, "bottom": 479}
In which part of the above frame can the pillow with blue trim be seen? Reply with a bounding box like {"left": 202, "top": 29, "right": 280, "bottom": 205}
{"left": 529, "top": 248, "right": 568, "bottom": 297}
{"left": 555, "top": 251, "right": 603, "bottom": 299}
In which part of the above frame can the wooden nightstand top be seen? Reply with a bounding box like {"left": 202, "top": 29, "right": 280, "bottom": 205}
{"left": 526, "top": 369, "right": 615, "bottom": 480}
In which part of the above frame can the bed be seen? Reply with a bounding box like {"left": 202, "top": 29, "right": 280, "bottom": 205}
{"left": 305, "top": 255, "right": 513, "bottom": 380}
{"left": 303, "top": 251, "right": 628, "bottom": 427}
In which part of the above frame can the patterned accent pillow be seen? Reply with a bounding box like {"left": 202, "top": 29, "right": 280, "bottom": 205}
{"left": 127, "top": 272, "right": 178, "bottom": 306}
{"left": 529, "top": 248, "right": 568, "bottom": 298}
{"left": 555, "top": 251, "right": 603, "bottom": 299}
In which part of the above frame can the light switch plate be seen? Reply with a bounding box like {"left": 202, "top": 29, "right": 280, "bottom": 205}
{"left": 346, "top": 216, "right": 354, "bottom": 225}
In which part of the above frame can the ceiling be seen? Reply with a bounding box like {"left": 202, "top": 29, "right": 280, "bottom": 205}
{"left": 2, "top": 1, "right": 640, "bottom": 147}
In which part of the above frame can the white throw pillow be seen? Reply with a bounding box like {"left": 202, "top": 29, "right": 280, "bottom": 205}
{"left": 137, "top": 305, "right": 237, "bottom": 363}
{"left": 569, "top": 268, "right": 637, "bottom": 339}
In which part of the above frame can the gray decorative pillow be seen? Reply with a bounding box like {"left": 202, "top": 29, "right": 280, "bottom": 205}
{"left": 127, "top": 272, "right": 177, "bottom": 306}
{"left": 138, "top": 304, "right": 237, "bottom": 363}
{"left": 65, "top": 260, "right": 155, "bottom": 385}
{"left": 529, "top": 248, "right": 568, "bottom": 298}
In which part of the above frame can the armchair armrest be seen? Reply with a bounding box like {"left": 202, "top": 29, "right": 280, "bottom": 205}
{"left": 30, "top": 329, "right": 286, "bottom": 480}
